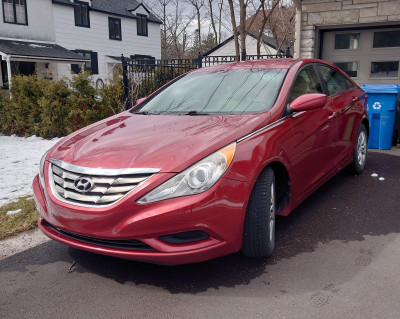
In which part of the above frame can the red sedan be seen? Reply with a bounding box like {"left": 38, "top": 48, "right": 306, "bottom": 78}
{"left": 33, "top": 59, "right": 369, "bottom": 265}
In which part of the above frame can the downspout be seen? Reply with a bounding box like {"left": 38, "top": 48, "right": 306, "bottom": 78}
{"left": 0, "top": 58, "right": 3, "bottom": 88}
{"left": 6, "top": 55, "right": 12, "bottom": 90}
{"left": 293, "top": 0, "right": 302, "bottom": 59}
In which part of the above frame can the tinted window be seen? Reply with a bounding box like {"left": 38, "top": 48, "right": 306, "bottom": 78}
{"left": 290, "top": 66, "right": 323, "bottom": 101}
{"left": 71, "top": 51, "right": 98, "bottom": 75}
{"left": 370, "top": 61, "right": 399, "bottom": 78}
{"left": 373, "top": 30, "right": 400, "bottom": 48}
{"left": 334, "top": 62, "right": 358, "bottom": 78}
{"left": 334, "top": 33, "right": 360, "bottom": 50}
{"left": 74, "top": 1, "right": 90, "bottom": 27}
{"left": 109, "top": 17, "right": 122, "bottom": 40}
{"left": 318, "top": 65, "right": 354, "bottom": 96}
{"left": 137, "top": 14, "right": 148, "bottom": 36}
{"left": 134, "top": 69, "right": 287, "bottom": 115}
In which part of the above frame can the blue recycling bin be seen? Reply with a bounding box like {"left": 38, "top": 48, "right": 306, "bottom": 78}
{"left": 361, "top": 84, "right": 400, "bottom": 150}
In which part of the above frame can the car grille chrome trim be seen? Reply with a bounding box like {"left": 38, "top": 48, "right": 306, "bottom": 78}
{"left": 48, "top": 158, "right": 160, "bottom": 207}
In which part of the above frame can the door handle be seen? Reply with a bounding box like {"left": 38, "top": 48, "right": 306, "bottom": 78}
{"left": 328, "top": 111, "right": 336, "bottom": 119}
{"left": 352, "top": 96, "right": 360, "bottom": 102}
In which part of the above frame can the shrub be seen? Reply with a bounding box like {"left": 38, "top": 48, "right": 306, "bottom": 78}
{"left": 8, "top": 74, "right": 46, "bottom": 136}
{"left": 0, "top": 90, "right": 12, "bottom": 134}
{"left": 37, "top": 78, "right": 72, "bottom": 138}
{"left": 99, "top": 67, "right": 125, "bottom": 114}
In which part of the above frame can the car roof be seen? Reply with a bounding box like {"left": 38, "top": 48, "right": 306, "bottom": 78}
{"left": 193, "top": 58, "right": 298, "bottom": 73}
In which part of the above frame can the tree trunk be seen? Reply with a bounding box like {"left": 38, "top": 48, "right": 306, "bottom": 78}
{"left": 218, "top": 0, "right": 223, "bottom": 44}
{"left": 228, "top": 0, "right": 239, "bottom": 57}
{"left": 239, "top": 0, "right": 246, "bottom": 58}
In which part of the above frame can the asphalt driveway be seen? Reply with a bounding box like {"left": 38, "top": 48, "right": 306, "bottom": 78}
{"left": 1, "top": 150, "right": 400, "bottom": 319}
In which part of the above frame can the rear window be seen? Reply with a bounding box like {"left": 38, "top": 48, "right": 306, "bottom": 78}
{"left": 133, "top": 69, "right": 287, "bottom": 115}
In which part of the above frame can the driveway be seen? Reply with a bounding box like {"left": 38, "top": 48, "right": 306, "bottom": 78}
{"left": 1, "top": 150, "right": 400, "bottom": 319}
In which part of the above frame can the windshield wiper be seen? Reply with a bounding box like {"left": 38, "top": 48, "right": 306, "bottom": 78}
{"left": 183, "top": 110, "right": 210, "bottom": 116}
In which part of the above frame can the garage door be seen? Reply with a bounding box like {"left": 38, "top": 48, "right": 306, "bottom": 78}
{"left": 322, "top": 28, "right": 400, "bottom": 85}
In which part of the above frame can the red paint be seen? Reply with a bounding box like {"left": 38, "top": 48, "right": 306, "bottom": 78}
{"left": 33, "top": 59, "right": 368, "bottom": 264}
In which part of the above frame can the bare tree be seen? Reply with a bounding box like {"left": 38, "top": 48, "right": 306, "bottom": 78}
{"left": 227, "top": 0, "right": 240, "bottom": 57}
{"left": 207, "top": 0, "right": 218, "bottom": 44}
{"left": 217, "top": 0, "right": 224, "bottom": 44}
{"left": 148, "top": 0, "right": 172, "bottom": 58}
{"left": 187, "top": 0, "right": 205, "bottom": 53}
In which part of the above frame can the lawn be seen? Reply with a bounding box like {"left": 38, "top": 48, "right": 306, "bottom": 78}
{"left": 0, "top": 196, "right": 39, "bottom": 240}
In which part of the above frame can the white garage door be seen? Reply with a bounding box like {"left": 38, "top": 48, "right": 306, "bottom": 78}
{"left": 322, "top": 28, "right": 400, "bottom": 85}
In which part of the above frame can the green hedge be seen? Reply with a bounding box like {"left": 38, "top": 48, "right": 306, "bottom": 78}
{"left": 0, "top": 71, "right": 125, "bottom": 138}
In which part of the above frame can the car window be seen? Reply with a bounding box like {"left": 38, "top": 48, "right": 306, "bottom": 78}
{"left": 290, "top": 66, "right": 323, "bottom": 101}
{"left": 134, "top": 68, "right": 287, "bottom": 115}
{"left": 317, "top": 65, "right": 354, "bottom": 96}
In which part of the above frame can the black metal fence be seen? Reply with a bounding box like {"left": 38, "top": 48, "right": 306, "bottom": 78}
{"left": 122, "top": 48, "right": 292, "bottom": 109}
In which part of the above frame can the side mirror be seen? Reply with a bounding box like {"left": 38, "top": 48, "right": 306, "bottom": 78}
{"left": 289, "top": 93, "right": 327, "bottom": 112}
{"left": 135, "top": 97, "right": 147, "bottom": 106}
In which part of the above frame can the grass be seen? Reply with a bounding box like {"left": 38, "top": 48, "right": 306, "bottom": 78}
{"left": 0, "top": 196, "right": 39, "bottom": 240}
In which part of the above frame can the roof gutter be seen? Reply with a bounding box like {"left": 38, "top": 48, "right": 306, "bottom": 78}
{"left": 0, "top": 53, "right": 88, "bottom": 64}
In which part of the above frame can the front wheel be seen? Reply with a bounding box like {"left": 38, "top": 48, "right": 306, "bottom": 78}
{"left": 347, "top": 123, "right": 368, "bottom": 175}
{"left": 242, "top": 167, "right": 276, "bottom": 258}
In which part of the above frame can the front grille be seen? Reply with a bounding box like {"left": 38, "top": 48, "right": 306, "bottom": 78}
{"left": 45, "top": 221, "right": 154, "bottom": 250}
{"left": 49, "top": 158, "right": 159, "bottom": 207}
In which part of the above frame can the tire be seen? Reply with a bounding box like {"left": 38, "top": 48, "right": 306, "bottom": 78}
{"left": 347, "top": 123, "right": 368, "bottom": 175}
{"left": 242, "top": 167, "right": 276, "bottom": 258}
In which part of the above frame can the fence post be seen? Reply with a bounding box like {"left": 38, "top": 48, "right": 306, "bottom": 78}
{"left": 197, "top": 52, "right": 202, "bottom": 68}
{"left": 122, "top": 54, "right": 130, "bottom": 110}
{"left": 241, "top": 49, "right": 246, "bottom": 61}
{"left": 285, "top": 47, "right": 291, "bottom": 58}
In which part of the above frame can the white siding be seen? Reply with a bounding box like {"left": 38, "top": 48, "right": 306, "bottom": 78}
{"left": 0, "top": 0, "right": 55, "bottom": 42}
{"left": 208, "top": 35, "right": 278, "bottom": 57}
{"left": 53, "top": 4, "right": 161, "bottom": 81}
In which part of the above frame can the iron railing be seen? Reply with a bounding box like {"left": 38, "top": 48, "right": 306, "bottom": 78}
{"left": 122, "top": 48, "right": 292, "bottom": 109}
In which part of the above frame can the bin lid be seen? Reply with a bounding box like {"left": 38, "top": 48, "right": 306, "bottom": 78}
{"left": 361, "top": 84, "right": 400, "bottom": 94}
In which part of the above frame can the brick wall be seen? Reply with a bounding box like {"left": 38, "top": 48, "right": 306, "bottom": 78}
{"left": 298, "top": 0, "right": 400, "bottom": 58}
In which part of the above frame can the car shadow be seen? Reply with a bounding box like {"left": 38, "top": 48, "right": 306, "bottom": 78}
{"left": 65, "top": 151, "right": 400, "bottom": 293}
{"left": 2, "top": 152, "right": 399, "bottom": 295}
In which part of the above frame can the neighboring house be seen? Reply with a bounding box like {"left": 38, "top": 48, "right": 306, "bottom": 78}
{"left": 204, "top": 31, "right": 290, "bottom": 57}
{"left": 204, "top": 6, "right": 295, "bottom": 58}
{"left": 293, "top": 0, "right": 400, "bottom": 85}
{"left": 0, "top": 0, "right": 162, "bottom": 89}
{"left": 245, "top": 6, "right": 296, "bottom": 52}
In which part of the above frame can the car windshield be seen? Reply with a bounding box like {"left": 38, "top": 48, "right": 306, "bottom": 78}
{"left": 132, "top": 68, "right": 287, "bottom": 115}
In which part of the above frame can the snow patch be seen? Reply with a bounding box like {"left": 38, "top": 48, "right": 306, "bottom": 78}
{"left": 379, "top": 177, "right": 385, "bottom": 181}
{"left": 371, "top": 173, "right": 378, "bottom": 177}
{"left": 28, "top": 44, "right": 48, "bottom": 48}
{"left": 6, "top": 209, "right": 22, "bottom": 216}
{"left": 0, "top": 135, "right": 61, "bottom": 207}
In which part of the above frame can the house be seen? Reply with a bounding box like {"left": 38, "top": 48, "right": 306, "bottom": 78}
{"left": 203, "top": 31, "right": 291, "bottom": 58}
{"left": 0, "top": 0, "right": 162, "bottom": 89}
{"left": 204, "top": 6, "right": 295, "bottom": 58}
{"left": 293, "top": 0, "right": 400, "bottom": 85}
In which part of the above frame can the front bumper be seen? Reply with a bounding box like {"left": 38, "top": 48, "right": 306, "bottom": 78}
{"left": 33, "top": 174, "right": 252, "bottom": 265}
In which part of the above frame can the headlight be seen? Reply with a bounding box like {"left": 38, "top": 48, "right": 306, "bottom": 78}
{"left": 39, "top": 150, "right": 50, "bottom": 188}
{"left": 137, "top": 142, "right": 236, "bottom": 204}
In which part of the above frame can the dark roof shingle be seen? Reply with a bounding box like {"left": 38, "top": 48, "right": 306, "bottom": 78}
{"left": 52, "top": 0, "right": 162, "bottom": 24}
{"left": 0, "top": 39, "right": 89, "bottom": 61}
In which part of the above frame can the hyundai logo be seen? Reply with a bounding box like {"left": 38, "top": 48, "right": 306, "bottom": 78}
{"left": 73, "top": 177, "right": 94, "bottom": 193}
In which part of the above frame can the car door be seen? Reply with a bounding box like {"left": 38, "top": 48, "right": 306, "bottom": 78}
{"left": 316, "top": 64, "right": 364, "bottom": 167}
{"left": 288, "top": 64, "right": 339, "bottom": 200}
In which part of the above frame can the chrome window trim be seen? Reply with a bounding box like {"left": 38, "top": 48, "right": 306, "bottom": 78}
{"left": 48, "top": 159, "right": 160, "bottom": 208}
{"left": 49, "top": 158, "right": 160, "bottom": 176}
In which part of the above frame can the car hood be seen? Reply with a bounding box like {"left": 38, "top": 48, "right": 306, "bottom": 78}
{"left": 49, "top": 111, "right": 270, "bottom": 173}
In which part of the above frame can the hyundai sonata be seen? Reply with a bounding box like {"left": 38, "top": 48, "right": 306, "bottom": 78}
{"left": 33, "top": 59, "right": 369, "bottom": 264}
